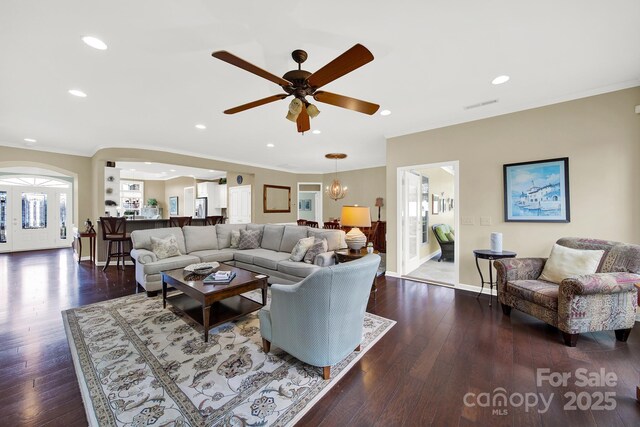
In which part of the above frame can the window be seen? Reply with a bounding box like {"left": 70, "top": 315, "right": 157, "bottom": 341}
{"left": 0, "top": 191, "right": 6, "bottom": 243}
{"left": 60, "top": 193, "right": 67, "bottom": 239}
{"left": 22, "top": 193, "right": 47, "bottom": 229}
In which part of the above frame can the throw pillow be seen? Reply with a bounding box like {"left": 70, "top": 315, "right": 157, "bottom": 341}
{"left": 230, "top": 230, "right": 241, "bottom": 248}
{"left": 150, "top": 235, "right": 182, "bottom": 260}
{"left": 539, "top": 243, "right": 605, "bottom": 284}
{"left": 289, "top": 236, "right": 315, "bottom": 262}
{"left": 445, "top": 232, "right": 455, "bottom": 241}
{"left": 435, "top": 226, "right": 449, "bottom": 242}
{"left": 238, "top": 229, "right": 262, "bottom": 250}
{"left": 304, "top": 238, "right": 328, "bottom": 264}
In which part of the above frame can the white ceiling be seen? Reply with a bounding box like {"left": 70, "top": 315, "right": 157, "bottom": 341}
{"left": 1, "top": 1, "right": 638, "bottom": 173}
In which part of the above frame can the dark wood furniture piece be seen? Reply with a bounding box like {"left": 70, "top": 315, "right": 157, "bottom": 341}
{"left": 204, "top": 215, "right": 224, "bottom": 225}
{"left": 169, "top": 216, "right": 192, "bottom": 227}
{"left": 306, "top": 221, "right": 319, "bottom": 228}
{"left": 296, "top": 219, "right": 307, "bottom": 225}
{"left": 73, "top": 228, "right": 96, "bottom": 264}
{"left": 323, "top": 221, "right": 341, "bottom": 229}
{"left": 99, "top": 217, "right": 131, "bottom": 271}
{"left": 473, "top": 249, "right": 517, "bottom": 307}
{"left": 161, "top": 265, "right": 268, "bottom": 342}
{"left": 334, "top": 247, "right": 383, "bottom": 297}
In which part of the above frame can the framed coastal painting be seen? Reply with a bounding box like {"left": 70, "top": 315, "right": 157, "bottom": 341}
{"left": 503, "top": 157, "right": 570, "bottom": 222}
{"left": 169, "top": 196, "right": 178, "bottom": 215}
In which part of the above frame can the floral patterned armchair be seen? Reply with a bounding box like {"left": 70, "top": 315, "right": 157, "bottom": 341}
{"left": 495, "top": 237, "right": 639, "bottom": 347}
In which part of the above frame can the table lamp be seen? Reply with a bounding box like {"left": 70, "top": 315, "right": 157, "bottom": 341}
{"left": 341, "top": 205, "right": 372, "bottom": 251}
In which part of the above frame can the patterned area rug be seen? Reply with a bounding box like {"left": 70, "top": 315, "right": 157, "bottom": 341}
{"left": 62, "top": 290, "right": 395, "bottom": 426}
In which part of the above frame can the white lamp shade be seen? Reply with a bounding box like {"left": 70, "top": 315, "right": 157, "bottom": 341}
{"left": 341, "top": 206, "right": 372, "bottom": 228}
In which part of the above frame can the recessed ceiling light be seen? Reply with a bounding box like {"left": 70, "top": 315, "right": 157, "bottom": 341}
{"left": 81, "top": 36, "right": 107, "bottom": 50}
{"left": 380, "top": 109, "right": 391, "bottom": 116}
{"left": 170, "top": 169, "right": 176, "bottom": 172}
{"left": 130, "top": 168, "right": 136, "bottom": 171}
{"left": 492, "top": 75, "right": 510, "bottom": 85}
{"left": 24, "top": 138, "right": 37, "bottom": 143}
{"left": 208, "top": 170, "right": 215, "bottom": 172}
{"left": 68, "top": 89, "right": 87, "bottom": 97}
{"left": 144, "top": 162, "right": 152, "bottom": 165}
{"left": 312, "top": 130, "right": 321, "bottom": 135}
{"left": 266, "top": 143, "right": 275, "bottom": 148}
{"left": 195, "top": 124, "right": 206, "bottom": 130}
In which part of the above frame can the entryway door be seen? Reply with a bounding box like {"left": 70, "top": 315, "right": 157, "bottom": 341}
{"left": 228, "top": 185, "right": 252, "bottom": 224}
{"left": 0, "top": 183, "right": 72, "bottom": 253}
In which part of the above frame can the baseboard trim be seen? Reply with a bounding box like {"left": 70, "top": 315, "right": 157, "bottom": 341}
{"left": 95, "top": 260, "right": 134, "bottom": 267}
{"left": 388, "top": 273, "right": 496, "bottom": 296}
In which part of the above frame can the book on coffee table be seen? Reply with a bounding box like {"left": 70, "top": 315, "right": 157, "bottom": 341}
{"left": 203, "top": 271, "right": 236, "bottom": 284}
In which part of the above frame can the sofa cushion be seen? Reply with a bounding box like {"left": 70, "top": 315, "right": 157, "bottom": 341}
{"left": 304, "top": 238, "right": 328, "bottom": 264}
{"left": 505, "top": 279, "right": 559, "bottom": 311}
{"left": 238, "top": 229, "right": 262, "bottom": 249}
{"left": 233, "top": 248, "right": 261, "bottom": 265}
{"left": 307, "top": 228, "right": 347, "bottom": 251}
{"left": 277, "top": 260, "right": 321, "bottom": 278}
{"left": 216, "top": 224, "right": 247, "bottom": 249}
{"left": 142, "top": 254, "right": 200, "bottom": 275}
{"left": 261, "top": 225, "right": 285, "bottom": 252}
{"left": 151, "top": 235, "right": 182, "bottom": 259}
{"left": 279, "top": 226, "right": 309, "bottom": 253}
{"left": 290, "top": 236, "right": 315, "bottom": 262}
{"left": 233, "top": 248, "right": 292, "bottom": 270}
{"left": 183, "top": 225, "right": 218, "bottom": 252}
{"left": 131, "top": 228, "right": 187, "bottom": 254}
{"left": 435, "top": 224, "right": 451, "bottom": 242}
{"left": 539, "top": 244, "right": 604, "bottom": 284}
{"left": 189, "top": 249, "right": 237, "bottom": 263}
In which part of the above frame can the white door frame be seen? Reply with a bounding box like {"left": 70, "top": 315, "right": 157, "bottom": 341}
{"left": 396, "top": 161, "right": 460, "bottom": 284}
{"left": 297, "top": 182, "right": 323, "bottom": 223}
{"left": 0, "top": 183, "right": 73, "bottom": 252}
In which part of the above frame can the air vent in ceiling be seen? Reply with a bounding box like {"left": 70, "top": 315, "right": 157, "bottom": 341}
{"left": 464, "top": 99, "right": 498, "bottom": 110}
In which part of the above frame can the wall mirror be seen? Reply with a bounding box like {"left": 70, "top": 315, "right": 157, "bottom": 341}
{"left": 263, "top": 184, "right": 291, "bottom": 213}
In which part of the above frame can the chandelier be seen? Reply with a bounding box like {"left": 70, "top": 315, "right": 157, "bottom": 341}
{"left": 325, "top": 153, "right": 347, "bottom": 201}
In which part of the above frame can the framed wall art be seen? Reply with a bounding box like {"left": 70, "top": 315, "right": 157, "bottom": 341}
{"left": 504, "top": 157, "right": 570, "bottom": 222}
{"left": 169, "top": 196, "right": 178, "bottom": 215}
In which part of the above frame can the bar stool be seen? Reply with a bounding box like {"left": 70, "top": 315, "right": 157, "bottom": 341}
{"left": 100, "top": 217, "right": 131, "bottom": 271}
{"left": 306, "top": 221, "right": 319, "bottom": 228}
{"left": 169, "top": 216, "right": 192, "bottom": 227}
{"left": 297, "top": 219, "right": 307, "bottom": 226}
{"left": 204, "top": 215, "right": 224, "bottom": 226}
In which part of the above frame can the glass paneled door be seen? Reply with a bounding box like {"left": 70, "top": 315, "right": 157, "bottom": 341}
{"left": 0, "top": 181, "right": 72, "bottom": 253}
{"left": 402, "top": 171, "right": 422, "bottom": 273}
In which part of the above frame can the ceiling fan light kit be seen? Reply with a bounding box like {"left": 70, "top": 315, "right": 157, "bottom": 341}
{"left": 212, "top": 44, "right": 379, "bottom": 133}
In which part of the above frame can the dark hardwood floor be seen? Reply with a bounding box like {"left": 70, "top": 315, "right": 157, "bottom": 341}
{"left": 1, "top": 249, "right": 639, "bottom": 426}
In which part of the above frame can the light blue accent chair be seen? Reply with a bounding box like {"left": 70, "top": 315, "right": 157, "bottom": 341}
{"left": 259, "top": 254, "right": 381, "bottom": 380}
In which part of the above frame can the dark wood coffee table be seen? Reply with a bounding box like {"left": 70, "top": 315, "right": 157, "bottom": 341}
{"left": 161, "top": 265, "right": 268, "bottom": 342}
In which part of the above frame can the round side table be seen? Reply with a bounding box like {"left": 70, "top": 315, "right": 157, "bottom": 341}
{"left": 473, "top": 249, "right": 517, "bottom": 307}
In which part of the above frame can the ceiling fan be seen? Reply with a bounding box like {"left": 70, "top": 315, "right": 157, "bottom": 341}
{"left": 211, "top": 44, "right": 379, "bottom": 133}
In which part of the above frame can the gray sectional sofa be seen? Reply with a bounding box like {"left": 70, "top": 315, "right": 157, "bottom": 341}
{"left": 130, "top": 223, "right": 347, "bottom": 295}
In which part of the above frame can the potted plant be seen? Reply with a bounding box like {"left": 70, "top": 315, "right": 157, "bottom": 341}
{"left": 147, "top": 198, "right": 158, "bottom": 207}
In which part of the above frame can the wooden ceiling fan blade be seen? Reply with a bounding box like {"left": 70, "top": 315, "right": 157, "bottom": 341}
{"left": 297, "top": 106, "right": 310, "bottom": 133}
{"left": 306, "top": 44, "right": 374, "bottom": 89}
{"left": 313, "top": 91, "right": 380, "bottom": 115}
{"left": 212, "top": 50, "right": 292, "bottom": 87}
{"left": 224, "top": 94, "right": 288, "bottom": 114}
